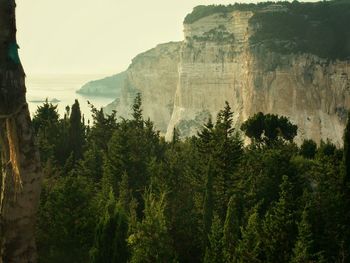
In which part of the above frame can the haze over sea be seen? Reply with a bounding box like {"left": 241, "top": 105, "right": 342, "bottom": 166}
{"left": 26, "top": 74, "right": 114, "bottom": 121}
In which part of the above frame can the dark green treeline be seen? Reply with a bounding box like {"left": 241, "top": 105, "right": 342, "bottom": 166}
{"left": 33, "top": 95, "right": 350, "bottom": 263}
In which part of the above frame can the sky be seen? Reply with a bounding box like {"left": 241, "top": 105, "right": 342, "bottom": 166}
{"left": 16, "top": 0, "right": 317, "bottom": 75}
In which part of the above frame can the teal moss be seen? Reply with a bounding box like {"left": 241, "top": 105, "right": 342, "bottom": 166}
{"left": 8, "top": 42, "right": 20, "bottom": 64}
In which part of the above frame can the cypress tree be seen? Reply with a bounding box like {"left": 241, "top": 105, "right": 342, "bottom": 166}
{"left": 203, "top": 160, "right": 214, "bottom": 244}
{"left": 172, "top": 127, "right": 180, "bottom": 146}
{"left": 262, "top": 175, "right": 296, "bottom": 262}
{"left": 118, "top": 172, "right": 132, "bottom": 213}
{"left": 236, "top": 206, "right": 262, "bottom": 263}
{"left": 223, "top": 194, "right": 242, "bottom": 262}
{"left": 90, "top": 189, "right": 129, "bottom": 263}
{"left": 204, "top": 215, "right": 224, "bottom": 263}
{"left": 68, "top": 99, "right": 85, "bottom": 162}
{"left": 128, "top": 191, "right": 177, "bottom": 263}
{"left": 290, "top": 204, "right": 315, "bottom": 263}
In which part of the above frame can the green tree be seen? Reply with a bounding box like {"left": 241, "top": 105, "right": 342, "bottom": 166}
{"left": 128, "top": 191, "right": 177, "bottom": 263}
{"left": 103, "top": 95, "right": 161, "bottom": 215}
{"left": 197, "top": 102, "right": 242, "bottom": 219}
{"left": 132, "top": 93, "right": 143, "bottom": 124}
{"left": 290, "top": 204, "right": 315, "bottom": 263}
{"left": 241, "top": 112, "right": 298, "bottom": 146}
{"left": 223, "top": 194, "right": 242, "bottom": 262}
{"left": 204, "top": 215, "right": 224, "bottom": 263}
{"left": 90, "top": 190, "right": 129, "bottom": 263}
{"left": 203, "top": 160, "right": 214, "bottom": 243}
{"left": 32, "top": 100, "right": 61, "bottom": 162}
{"left": 37, "top": 175, "right": 96, "bottom": 263}
{"left": 68, "top": 99, "right": 85, "bottom": 162}
{"left": 262, "top": 175, "right": 296, "bottom": 262}
{"left": 300, "top": 139, "right": 317, "bottom": 159}
{"left": 236, "top": 206, "right": 263, "bottom": 263}
{"left": 88, "top": 104, "right": 117, "bottom": 151}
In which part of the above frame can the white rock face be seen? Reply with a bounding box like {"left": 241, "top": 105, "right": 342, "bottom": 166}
{"left": 105, "top": 42, "right": 181, "bottom": 133}
{"left": 105, "top": 11, "right": 350, "bottom": 146}
{"left": 165, "top": 11, "right": 350, "bottom": 146}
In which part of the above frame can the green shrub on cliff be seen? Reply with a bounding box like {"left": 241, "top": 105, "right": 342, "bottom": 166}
{"left": 250, "top": 1, "right": 350, "bottom": 60}
{"left": 184, "top": 3, "right": 275, "bottom": 24}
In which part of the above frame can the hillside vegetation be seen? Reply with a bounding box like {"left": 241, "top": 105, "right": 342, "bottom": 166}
{"left": 185, "top": 1, "right": 350, "bottom": 60}
{"left": 30, "top": 96, "right": 350, "bottom": 263}
{"left": 250, "top": 0, "right": 350, "bottom": 60}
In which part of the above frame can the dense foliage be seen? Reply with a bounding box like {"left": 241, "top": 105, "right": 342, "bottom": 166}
{"left": 250, "top": 0, "right": 350, "bottom": 60}
{"left": 184, "top": 2, "right": 275, "bottom": 24}
{"left": 184, "top": 1, "right": 350, "bottom": 60}
{"left": 34, "top": 95, "right": 350, "bottom": 263}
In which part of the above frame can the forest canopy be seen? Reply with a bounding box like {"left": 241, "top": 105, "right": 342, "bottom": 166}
{"left": 29, "top": 95, "right": 350, "bottom": 263}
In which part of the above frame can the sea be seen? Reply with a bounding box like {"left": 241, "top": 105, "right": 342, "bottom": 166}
{"left": 26, "top": 74, "right": 115, "bottom": 122}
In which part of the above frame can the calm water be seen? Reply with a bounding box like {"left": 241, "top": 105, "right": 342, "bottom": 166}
{"left": 26, "top": 74, "right": 115, "bottom": 121}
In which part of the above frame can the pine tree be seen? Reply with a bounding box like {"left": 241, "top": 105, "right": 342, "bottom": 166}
{"left": 128, "top": 191, "right": 177, "bottom": 263}
{"left": 90, "top": 190, "right": 129, "bottom": 263}
{"left": 262, "top": 175, "right": 296, "bottom": 262}
{"left": 236, "top": 206, "right": 262, "bottom": 263}
{"left": 103, "top": 96, "right": 160, "bottom": 215}
{"left": 223, "top": 194, "right": 242, "bottom": 262}
{"left": 204, "top": 214, "right": 224, "bottom": 263}
{"left": 32, "top": 100, "right": 61, "bottom": 162}
{"left": 75, "top": 144, "right": 103, "bottom": 182}
{"left": 213, "top": 102, "right": 242, "bottom": 218}
{"left": 203, "top": 160, "right": 214, "bottom": 243}
{"left": 197, "top": 117, "right": 214, "bottom": 156}
{"left": 118, "top": 172, "right": 132, "bottom": 213}
{"left": 132, "top": 93, "right": 143, "bottom": 125}
{"left": 37, "top": 175, "right": 96, "bottom": 262}
{"left": 290, "top": 204, "right": 315, "bottom": 263}
{"left": 88, "top": 104, "right": 117, "bottom": 151}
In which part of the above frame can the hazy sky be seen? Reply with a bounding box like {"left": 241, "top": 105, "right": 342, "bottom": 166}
{"left": 16, "top": 0, "right": 316, "bottom": 75}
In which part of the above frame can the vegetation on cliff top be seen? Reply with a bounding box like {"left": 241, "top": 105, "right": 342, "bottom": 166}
{"left": 185, "top": 1, "right": 350, "bottom": 60}
{"left": 183, "top": 2, "right": 278, "bottom": 24}
{"left": 250, "top": 0, "right": 350, "bottom": 60}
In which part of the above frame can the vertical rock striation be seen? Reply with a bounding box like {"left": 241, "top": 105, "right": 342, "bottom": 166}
{"left": 102, "top": 3, "right": 350, "bottom": 145}
{"left": 165, "top": 10, "right": 350, "bottom": 146}
{"left": 105, "top": 42, "right": 181, "bottom": 133}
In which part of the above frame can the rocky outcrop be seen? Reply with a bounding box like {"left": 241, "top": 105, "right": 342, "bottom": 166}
{"left": 165, "top": 10, "right": 350, "bottom": 146}
{"left": 99, "top": 3, "right": 350, "bottom": 145}
{"left": 77, "top": 71, "right": 127, "bottom": 97}
{"left": 105, "top": 42, "right": 181, "bottom": 133}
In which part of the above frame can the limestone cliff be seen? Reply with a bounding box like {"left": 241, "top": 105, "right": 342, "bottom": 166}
{"left": 100, "top": 2, "right": 350, "bottom": 145}
{"left": 77, "top": 71, "right": 127, "bottom": 97}
{"left": 165, "top": 3, "right": 350, "bottom": 146}
{"left": 104, "top": 42, "right": 181, "bottom": 133}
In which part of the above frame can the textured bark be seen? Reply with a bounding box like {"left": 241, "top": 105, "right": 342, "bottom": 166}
{"left": 0, "top": 0, "right": 42, "bottom": 262}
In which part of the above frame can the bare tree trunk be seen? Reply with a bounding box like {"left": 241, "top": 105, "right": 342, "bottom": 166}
{"left": 0, "top": 1, "right": 42, "bottom": 262}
